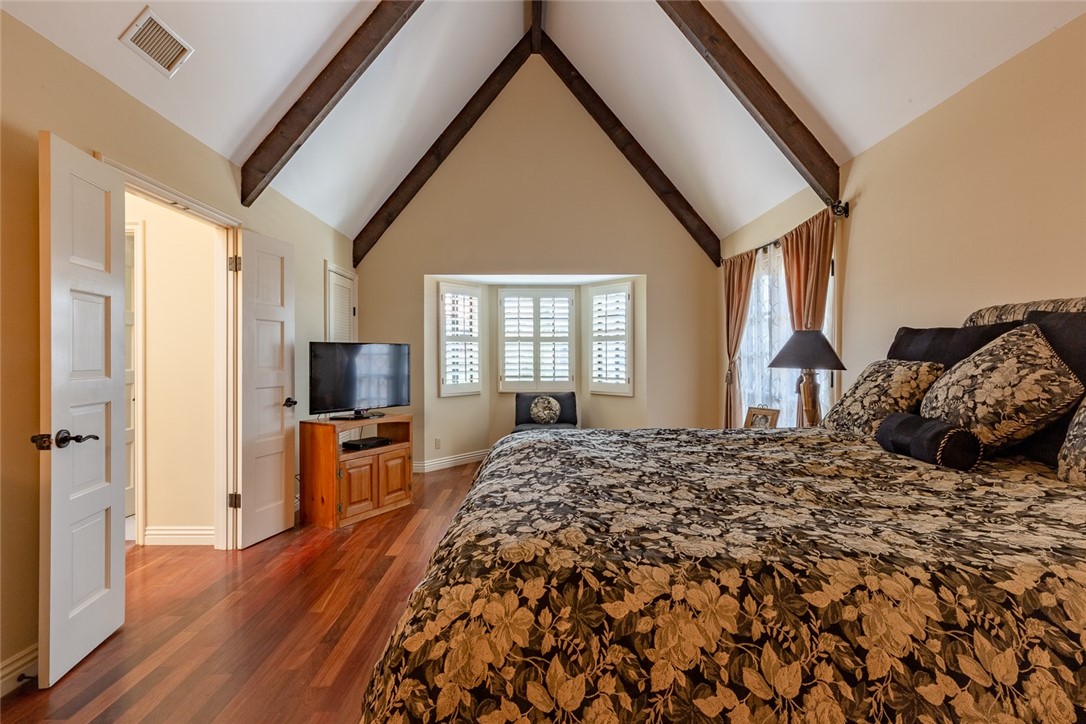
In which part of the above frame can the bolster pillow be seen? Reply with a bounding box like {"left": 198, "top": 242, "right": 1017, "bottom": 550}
{"left": 875, "top": 412, "right": 983, "bottom": 471}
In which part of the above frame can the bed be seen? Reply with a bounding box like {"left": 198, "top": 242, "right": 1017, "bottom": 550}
{"left": 361, "top": 300, "right": 1086, "bottom": 722}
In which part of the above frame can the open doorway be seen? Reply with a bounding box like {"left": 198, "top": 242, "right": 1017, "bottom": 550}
{"left": 124, "top": 191, "right": 229, "bottom": 547}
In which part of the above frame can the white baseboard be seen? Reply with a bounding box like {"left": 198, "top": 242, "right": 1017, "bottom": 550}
{"left": 142, "top": 525, "right": 215, "bottom": 546}
{"left": 1, "top": 644, "right": 38, "bottom": 696}
{"left": 413, "top": 450, "right": 488, "bottom": 474}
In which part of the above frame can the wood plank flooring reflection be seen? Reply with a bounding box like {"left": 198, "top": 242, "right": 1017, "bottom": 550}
{"left": 1, "top": 463, "right": 476, "bottom": 723}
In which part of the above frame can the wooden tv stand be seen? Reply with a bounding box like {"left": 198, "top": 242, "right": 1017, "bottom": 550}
{"left": 299, "top": 414, "right": 413, "bottom": 529}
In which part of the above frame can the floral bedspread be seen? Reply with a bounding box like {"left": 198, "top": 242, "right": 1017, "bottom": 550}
{"left": 360, "top": 428, "right": 1086, "bottom": 723}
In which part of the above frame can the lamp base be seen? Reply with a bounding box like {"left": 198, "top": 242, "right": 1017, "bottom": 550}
{"left": 798, "top": 370, "right": 821, "bottom": 427}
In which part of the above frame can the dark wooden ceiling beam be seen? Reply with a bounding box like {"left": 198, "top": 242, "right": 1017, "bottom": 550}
{"left": 540, "top": 33, "right": 721, "bottom": 265}
{"left": 353, "top": 34, "right": 533, "bottom": 265}
{"left": 656, "top": 0, "right": 840, "bottom": 206}
{"left": 531, "top": 1, "right": 544, "bottom": 53}
{"left": 241, "top": 0, "right": 423, "bottom": 207}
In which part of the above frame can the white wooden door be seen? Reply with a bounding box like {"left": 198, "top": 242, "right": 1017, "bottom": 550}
{"left": 238, "top": 231, "right": 296, "bottom": 548}
{"left": 37, "top": 132, "right": 126, "bottom": 687}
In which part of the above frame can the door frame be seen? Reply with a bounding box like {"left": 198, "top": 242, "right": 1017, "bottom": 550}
{"left": 97, "top": 153, "right": 242, "bottom": 550}
{"left": 125, "top": 219, "right": 146, "bottom": 545}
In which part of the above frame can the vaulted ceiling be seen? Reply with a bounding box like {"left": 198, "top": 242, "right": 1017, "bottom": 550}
{"left": 7, "top": 0, "right": 1085, "bottom": 264}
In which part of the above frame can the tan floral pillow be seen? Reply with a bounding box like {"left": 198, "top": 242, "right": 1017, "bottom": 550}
{"left": 529, "top": 395, "right": 561, "bottom": 424}
{"left": 1057, "top": 400, "right": 1086, "bottom": 485}
{"left": 822, "top": 359, "right": 945, "bottom": 436}
{"left": 921, "top": 324, "right": 1085, "bottom": 451}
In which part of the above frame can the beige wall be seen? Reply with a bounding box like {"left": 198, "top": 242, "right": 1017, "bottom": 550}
{"left": 0, "top": 13, "right": 352, "bottom": 670}
{"left": 722, "top": 14, "right": 1086, "bottom": 386}
{"left": 721, "top": 187, "right": 825, "bottom": 258}
{"left": 127, "top": 194, "right": 224, "bottom": 535}
{"left": 837, "top": 13, "right": 1086, "bottom": 378}
{"left": 358, "top": 56, "right": 722, "bottom": 464}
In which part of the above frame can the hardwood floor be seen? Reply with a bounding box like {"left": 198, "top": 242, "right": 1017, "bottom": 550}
{"left": 1, "top": 464, "right": 476, "bottom": 723}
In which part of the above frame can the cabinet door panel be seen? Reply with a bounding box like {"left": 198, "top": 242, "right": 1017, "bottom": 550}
{"left": 340, "top": 458, "right": 377, "bottom": 520}
{"left": 378, "top": 450, "right": 411, "bottom": 507}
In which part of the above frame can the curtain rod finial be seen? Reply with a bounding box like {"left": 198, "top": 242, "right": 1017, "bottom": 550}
{"left": 829, "top": 200, "right": 849, "bottom": 218}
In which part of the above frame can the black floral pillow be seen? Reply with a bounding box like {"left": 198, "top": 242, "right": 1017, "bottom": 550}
{"left": 1058, "top": 400, "right": 1086, "bottom": 485}
{"left": 920, "top": 324, "right": 1085, "bottom": 451}
{"left": 822, "top": 359, "right": 945, "bottom": 436}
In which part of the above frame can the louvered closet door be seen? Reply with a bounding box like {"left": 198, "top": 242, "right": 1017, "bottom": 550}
{"left": 326, "top": 263, "right": 356, "bottom": 342}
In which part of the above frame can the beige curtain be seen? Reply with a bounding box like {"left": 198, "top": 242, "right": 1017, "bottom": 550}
{"left": 780, "top": 208, "right": 836, "bottom": 425}
{"left": 781, "top": 208, "right": 835, "bottom": 332}
{"left": 722, "top": 249, "right": 757, "bottom": 428}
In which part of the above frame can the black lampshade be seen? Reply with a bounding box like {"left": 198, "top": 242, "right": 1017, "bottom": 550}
{"left": 768, "top": 331, "right": 846, "bottom": 371}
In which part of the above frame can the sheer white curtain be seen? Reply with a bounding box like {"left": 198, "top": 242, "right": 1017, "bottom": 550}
{"left": 738, "top": 244, "right": 832, "bottom": 426}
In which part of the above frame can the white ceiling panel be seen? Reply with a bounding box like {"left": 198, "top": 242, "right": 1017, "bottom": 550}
{"left": 7, "top": 0, "right": 1084, "bottom": 249}
{"left": 710, "top": 0, "right": 1086, "bottom": 162}
{"left": 548, "top": 0, "right": 808, "bottom": 239}
{"left": 269, "top": 0, "right": 525, "bottom": 237}
{"left": 3, "top": 0, "right": 378, "bottom": 164}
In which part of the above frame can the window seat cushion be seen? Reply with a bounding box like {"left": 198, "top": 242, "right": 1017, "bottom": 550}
{"left": 511, "top": 422, "right": 577, "bottom": 434}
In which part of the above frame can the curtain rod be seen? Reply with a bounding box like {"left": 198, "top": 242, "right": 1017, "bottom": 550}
{"left": 726, "top": 204, "right": 845, "bottom": 262}
{"left": 754, "top": 239, "right": 781, "bottom": 254}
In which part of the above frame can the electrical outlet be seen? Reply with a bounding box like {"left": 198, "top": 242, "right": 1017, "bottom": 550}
{"left": 435, "top": 437, "right": 441, "bottom": 450}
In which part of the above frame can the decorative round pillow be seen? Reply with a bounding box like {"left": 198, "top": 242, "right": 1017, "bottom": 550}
{"left": 529, "top": 395, "right": 561, "bottom": 424}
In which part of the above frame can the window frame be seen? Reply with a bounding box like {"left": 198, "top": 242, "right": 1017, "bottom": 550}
{"left": 498, "top": 287, "right": 575, "bottom": 393}
{"left": 588, "top": 281, "right": 633, "bottom": 396}
{"left": 737, "top": 244, "right": 836, "bottom": 425}
{"left": 438, "top": 281, "right": 482, "bottom": 397}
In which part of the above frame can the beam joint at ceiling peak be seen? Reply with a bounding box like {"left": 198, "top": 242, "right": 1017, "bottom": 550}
{"left": 240, "top": 0, "right": 423, "bottom": 207}
{"left": 531, "top": 0, "right": 544, "bottom": 53}
{"left": 655, "top": 0, "right": 841, "bottom": 208}
{"left": 540, "top": 32, "right": 721, "bottom": 265}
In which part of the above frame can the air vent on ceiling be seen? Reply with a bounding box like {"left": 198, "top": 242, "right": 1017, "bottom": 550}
{"left": 120, "top": 7, "right": 193, "bottom": 78}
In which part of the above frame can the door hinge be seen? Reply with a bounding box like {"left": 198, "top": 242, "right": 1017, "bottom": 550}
{"left": 336, "top": 468, "right": 343, "bottom": 479}
{"left": 228, "top": 492, "right": 241, "bottom": 508}
{"left": 228, "top": 255, "right": 241, "bottom": 272}
{"left": 336, "top": 503, "right": 343, "bottom": 514}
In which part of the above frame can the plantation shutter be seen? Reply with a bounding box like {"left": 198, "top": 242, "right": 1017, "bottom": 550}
{"left": 502, "top": 295, "right": 535, "bottom": 384}
{"left": 500, "top": 289, "right": 574, "bottom": 391}
{"left": 439, "top": 283, "right": 481, "bottom": 396}
{"left": 590, "top": 282, "right": 632, "bottom": 395}
{"left": 539, "top": 294, "right": 571, "bottom": 382}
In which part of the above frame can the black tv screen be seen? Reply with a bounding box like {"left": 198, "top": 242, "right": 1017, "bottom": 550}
{"left": 309, "top": 342, "right": 410, "bottom": 417}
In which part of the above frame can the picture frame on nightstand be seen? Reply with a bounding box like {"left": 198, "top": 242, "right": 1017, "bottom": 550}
{"left": 744, "top": 406, "right": 780, "bottom": 429}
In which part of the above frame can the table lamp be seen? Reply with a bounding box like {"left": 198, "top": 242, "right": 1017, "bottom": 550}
{"left": 768, "top": 331, "right": 845, "bottom": 426}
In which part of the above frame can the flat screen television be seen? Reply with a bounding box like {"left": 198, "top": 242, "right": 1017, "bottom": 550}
{"left": 310, "top": 342, "right": 410, "bottom": 419}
